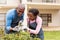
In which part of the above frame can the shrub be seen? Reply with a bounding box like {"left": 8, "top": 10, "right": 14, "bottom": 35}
{"left": 0, "top": 29, "right": 40, "bottom": 40}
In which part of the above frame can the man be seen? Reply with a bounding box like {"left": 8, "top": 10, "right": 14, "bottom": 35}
{"left": 5, "top": 4, "right": 25, "bottom": 34}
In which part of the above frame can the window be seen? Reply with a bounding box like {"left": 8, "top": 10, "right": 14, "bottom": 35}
{"left": 0, "top": 0, "right": 7, "bottom": 4}
{"left": 42, "top": 0, "right": 56, "bottom": 3}
{"left": 20, "top": 0, "right": 22, "bottom": 3}
{"left": 0, "top": 13, "right": 6, "bottom": 26}
{"left": 40, "top": 14, "right": 52, "bottom": 26}
{"left": 27, "top": 0, "right": 32, "bottom": 2}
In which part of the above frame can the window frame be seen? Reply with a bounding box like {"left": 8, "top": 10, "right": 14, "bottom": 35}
{"left": 40, "top": 14, "right": 52, "bottom": 26}
{"left": 0, "top": 0, "right": 7, "bottom": 4}
{"left": 42, "top": 0, "right": 56, "bottom": 3}
{"left": 27, "top": 0, "right": 32, "bottom": 2}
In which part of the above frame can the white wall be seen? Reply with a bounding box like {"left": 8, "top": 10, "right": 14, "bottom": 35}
{"left": 0, "top": 0, "right": 20, "bottom": 6}
{"left": 49, "top": 10, "right": 60, "bottom": 26}
{"left": 32, "top": 0, "right": 42, "bottom": 3}
{"left": 7, "top": 0, "right": 20, "bottom": 6}
{"left": 28, "top": 0, "right": 60, "bottom": 3}
{"left": 56, "top": 0, "right": 60, "bottom": 3}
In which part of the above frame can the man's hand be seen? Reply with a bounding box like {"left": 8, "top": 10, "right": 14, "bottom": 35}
{"left": 12, "top": 26, "right": 21, "bottom": 32}
{"left": 10, "top": 27, "right": 13, "bottom": 30}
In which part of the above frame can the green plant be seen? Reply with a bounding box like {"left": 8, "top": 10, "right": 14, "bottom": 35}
{"left": 0, "top": 29, "right": 40, "bottom": 40}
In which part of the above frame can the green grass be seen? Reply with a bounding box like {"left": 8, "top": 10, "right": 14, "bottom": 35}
{"left": 44, "top": 31, "right": 60, "bottom": 40}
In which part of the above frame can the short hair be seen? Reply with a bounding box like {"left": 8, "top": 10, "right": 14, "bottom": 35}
{"left": 29, "top": 8, "right": 39, "bottom": 16}
{"left": 17, "top": 4, "right": 25, "bottom": 9}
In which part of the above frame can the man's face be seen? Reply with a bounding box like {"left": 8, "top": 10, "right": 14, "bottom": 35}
{"left": 16, "top": 8, "right": 24, "bottom": 16}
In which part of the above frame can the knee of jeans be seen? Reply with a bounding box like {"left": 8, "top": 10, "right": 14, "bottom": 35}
{"left": 5, "top": 29, "right": 10, "bottom": 34}
{"left": 38, "top": 35, "right": 44, "bottom": 39}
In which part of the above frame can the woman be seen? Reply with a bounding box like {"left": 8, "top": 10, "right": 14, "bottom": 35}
{"left": 27, "top": 8, "right": 44, "bottom": 40}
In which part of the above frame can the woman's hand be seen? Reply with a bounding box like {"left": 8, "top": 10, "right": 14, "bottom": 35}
{"left": 27, "top": 27, "right": 30, "bottom": 32}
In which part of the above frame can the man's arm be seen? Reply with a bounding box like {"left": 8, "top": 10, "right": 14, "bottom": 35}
{"left": 6, "top": 12, "right": 13, "bottom": 31}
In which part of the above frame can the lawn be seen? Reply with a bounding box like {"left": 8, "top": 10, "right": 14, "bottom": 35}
{"left": 44, "top": 31, "right": 60, "bottom": 40}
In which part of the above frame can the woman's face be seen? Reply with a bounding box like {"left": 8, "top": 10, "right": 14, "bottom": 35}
{"left": 28, "top": 12, "right": 36, "bottom": 20}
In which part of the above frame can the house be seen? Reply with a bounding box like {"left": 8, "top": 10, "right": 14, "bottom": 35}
{"left": 27, "top": 0, "right": 60, "bottom": 27}
{"left": 0, "top": 0, "right": 60, "bottom": 28}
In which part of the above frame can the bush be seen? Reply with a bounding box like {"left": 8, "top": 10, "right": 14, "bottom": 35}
{"left": 0, "top": 29, "right": 40, "bottom": 40}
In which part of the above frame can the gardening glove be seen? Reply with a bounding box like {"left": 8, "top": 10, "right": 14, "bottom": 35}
{"left": 22, "top": 26, "right": 29, "bottom": 31}
{"left": 22, "top": 26, "right": 27, "bottom": 30}
{"left": 12, "top": 26, "right": 21, "bottom": 32}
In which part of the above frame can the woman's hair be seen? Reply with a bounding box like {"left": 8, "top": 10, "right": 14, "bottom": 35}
{"left": 29, "top": 8, "right": 39, "bottom": 16}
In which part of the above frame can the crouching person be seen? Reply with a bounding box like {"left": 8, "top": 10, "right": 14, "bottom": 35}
{"left": 5, "top": 4, "right": 25, "bottom": 34}
{"left": 27, "top": 8, "right": 44, "bottom": 40}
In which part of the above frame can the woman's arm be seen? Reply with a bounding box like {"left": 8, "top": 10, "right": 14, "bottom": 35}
{"left": 29, "top": 17, "right": 42, "bottom": 34}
